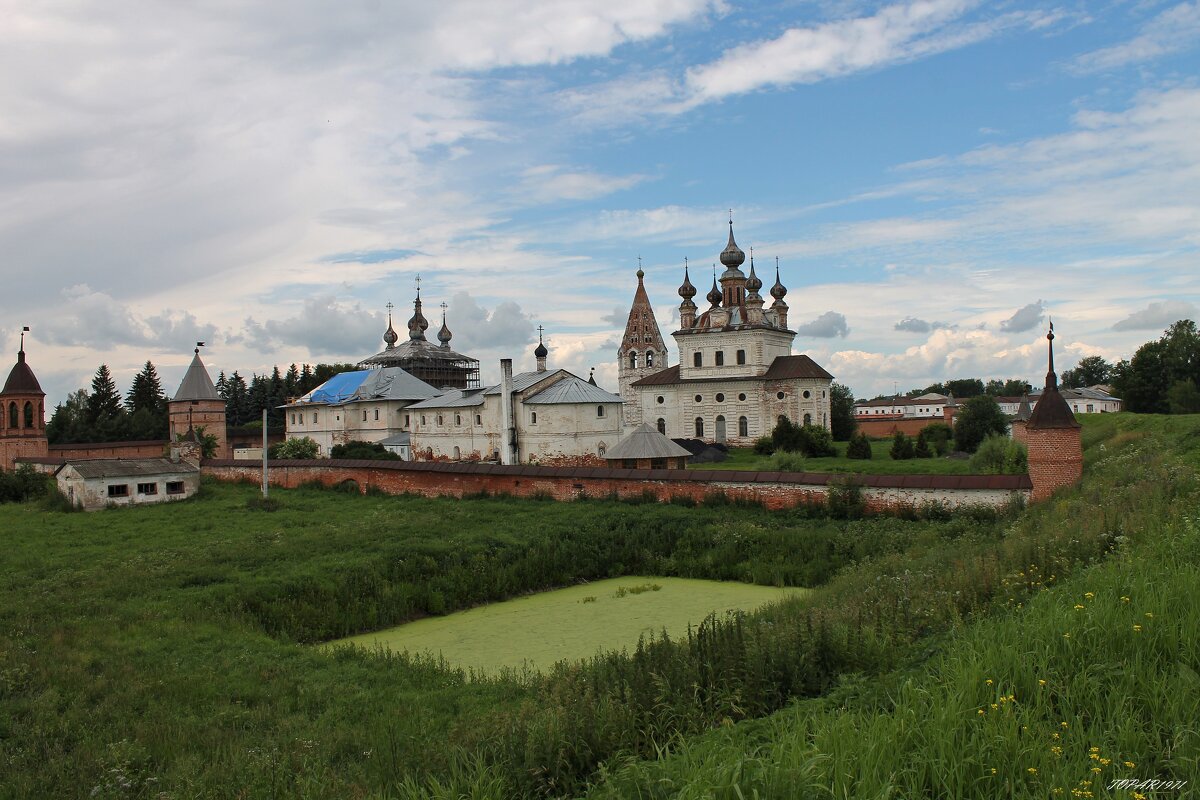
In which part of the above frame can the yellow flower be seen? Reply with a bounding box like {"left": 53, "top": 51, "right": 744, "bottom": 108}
{"left": 1064, "top": 632, "right": 1071, "bottom": 638}
{"left": 1124, "top": 761, "right": 1136, "bottom": 768}
{"left": 991, "top": 703, "right": 999, "bottom": 710}
{"left": 991, "top": 768, "right": 997, "bottom": 775}
{"left": 986, "top": 679, "right": 994, "bottom": 685}
{"left": 1133, "top": 624, "right": 1142, "bottom": 632}
{"left": 1084, "top": 592, "right": 1095, "bottom": 599}
{"left": 1099, "top": 758, "right": 1110, "bottom": 766}
{"left": 978, "top": 708, "right": 985, "bottom": 715}
{"left": 1052, "top": 732, "right": 1060, "bottom": 740}
{"left": 1091, "top": 766, "right": 1102, "bottom": 773}
{"left": 1145, "top": 612, "right": 1153, "bottom": 618}
{"left": 1039, "top": 679, "right": 1047, "bottom": 686}
{"left": 1074, "top": 604, "right": 1086, "bottom": 610}
{"left": 1089, "top": 747, "right": 1099, "bottom": 753}
{"left": 1028, "top": 767, "right": 1038, "bottom": 774}
{"left": 1061, "top": 721, "right": 1069, "bottom": 729}
{"left": 1121, "top": 595, "right": 1131, "bottom": 603}
{"left": 1051, "top": 746, "right": 1063, "bottom": 756}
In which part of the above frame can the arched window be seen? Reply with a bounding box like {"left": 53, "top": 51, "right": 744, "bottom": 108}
{"left": 738, "top": 416, "right": 748, "bottom": 437}
{"left": 778, "top": 414, "right": 788, "bottom": 427}
{"left": 23, "top": 402, "right": 33, "bottom": 428}
{"left": 455, "top": 414, "right": 462, "bottom": 425}
{"left": 597, "top": 405, "right": 605, "bottom": 418}
{"left": 657, "top": 418, "right": 666, "bottom": 434}
{"left": 531, "top": 411, "right": 537, "bottom": 424}
{"left": 715, "top": 415, "right": 726, "bottom": 443}
{"left": 597, "top": 442, "right": 607, "bottom": 457}
{"left": 803, "top": 413, "right": 812, "bottom": 426}
{"left": 695, "top": 417, "right": 704, "bottom": 437}
{"left": 715, "top": 351, "right": 725, "bottom": 366}
{"left": 453, "top": 446, "right": 461, "bottom": 459}
{"left": 646, "top": 351, "right": 654, "bottom": 367}
{"left": 629, "top": 352, "right": 638, "bottom": 369}
{"left": 9, "top": 402, "right": 17, "bottom": 428}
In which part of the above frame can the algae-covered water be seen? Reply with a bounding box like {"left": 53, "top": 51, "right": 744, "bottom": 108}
{"left": 331, "top": 576, "right": 805, "bottom": 674}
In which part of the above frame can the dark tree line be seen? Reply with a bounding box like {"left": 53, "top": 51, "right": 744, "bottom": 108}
{"left": 1111, "top": 320, "right": 1200, "bottom": 414}
{"left": 217, "top": 363, "right": 356, "bottom": 428}
{"left": 47, "top": 362, "right": 170, "bottom": 444}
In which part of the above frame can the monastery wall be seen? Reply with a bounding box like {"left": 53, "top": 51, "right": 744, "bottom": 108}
{"left": 855, "top": 417, "right": 947, "bottom": 439}
{"left": 203, "top": 459, "right": 1031, "bottom": 512}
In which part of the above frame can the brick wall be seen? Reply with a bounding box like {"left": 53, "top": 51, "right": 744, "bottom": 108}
{"left": 1025, "top": 427, "right": 1082, "bottom": 502}
{"left": 48, "top": 440, "right": 169, "bottom": 460}
{"left": 856, "top": 417, "right": 946, "bottom": 439}
{"left": 203, "top": 459, "right": 1030, "bottom": 512}
{"left": 1, "top": 437, "right": 50, "bottom": 471}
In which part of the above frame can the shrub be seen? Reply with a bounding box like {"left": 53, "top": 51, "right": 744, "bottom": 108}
{"left": 329, "top": 440, "right": 402, "bottom": 460}
{"left": 826, "top": 477, "right": 865, "bottom": 519}
{"left": 968, "top": 434, "right": 1027, "bottom": 474}
{"left": 889, "top": 431, "right": 915, "bottom": 460}
{"left": 270, "top": 437, "right": 320, "bottom": 460}
{"left": 846, "top": 432, "right": 872, "bottom": 460}
{"left": 953, "top": 395, "right": 1008, "bottom": 453}
{"left": 0, "top": 465, "right": 48, "bottom": 504}
{"left": 771, "top": 419, "right": 836, "bottom": 457}
{"left": 40, "top": 485, "right": 80, "bottom": 512}
{"left": 753, "top": 436, "right": 776, "bottom": 455}
{"left": 921, "top": 422, "right": 954, "bottom": 456}
{"left": 769, "top": 451, "right": 808, "bottom": 472}
{"left": 913, "top": 430, "right": 932, "bottom": 458}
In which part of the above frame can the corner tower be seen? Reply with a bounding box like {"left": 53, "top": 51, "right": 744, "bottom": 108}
{"left": 1025, "top": 321, "right": 1082, "bottom": 501}
{"left": 168, "top": 344, "right": 228, "bottom": 459}
{"left": 617, "top": 267, "right": 668, "bottom": 427}
{"left": 0, "top": 328, "right": 49, "bottom": 470}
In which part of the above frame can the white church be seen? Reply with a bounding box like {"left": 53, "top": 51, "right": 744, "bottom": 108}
{"left": 618, "top": 221, "right": 834, "bottom": 447}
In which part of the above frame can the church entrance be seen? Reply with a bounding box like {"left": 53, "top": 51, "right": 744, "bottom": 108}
{"left": 715, "top": 415, "right": 726, "bottom": 443}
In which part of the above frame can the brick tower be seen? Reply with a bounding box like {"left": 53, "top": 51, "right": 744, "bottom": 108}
{"left": 0, "top": 328, "right": 49, "bottom": 470}
{"left": 1025, "top": 322, "right": 1082, "bottom": 502}
{"left": 168, "top": 345, "right": 228, "bottom": 459}
{"left": 617, "top": 265, "right": 668, "bottom": 427}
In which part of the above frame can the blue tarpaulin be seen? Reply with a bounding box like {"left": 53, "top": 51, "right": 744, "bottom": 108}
{"left": 309, "top": 370, "right": 369, "bottom": 403}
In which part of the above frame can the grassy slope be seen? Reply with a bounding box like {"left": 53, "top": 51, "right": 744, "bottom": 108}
{"left": 333, "top": 577, "right": 807, "bottom": 674}
{"left": 588, "top": 414, "right": 1200, "bottom": 798}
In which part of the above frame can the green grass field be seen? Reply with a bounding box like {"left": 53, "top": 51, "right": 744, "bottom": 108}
{"left": 690, "top": 438, "right": 975, "bottom": 474}
{"left": 1, "top": 412, "right": 1197, "bottom": 798}
{"left": 333, "top": 577, "right": 806, "bottom": 674}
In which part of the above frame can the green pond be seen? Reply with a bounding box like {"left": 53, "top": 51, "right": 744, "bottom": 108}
{"left": 331, "top": 576, "right": 806, "bottom": 674}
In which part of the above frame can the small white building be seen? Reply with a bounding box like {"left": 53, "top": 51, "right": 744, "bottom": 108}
{"left": 406, "top": 352, "right": 624, "bottom": 465}
{"left": 55, "top": 458, "right": 200, "bottom": 511}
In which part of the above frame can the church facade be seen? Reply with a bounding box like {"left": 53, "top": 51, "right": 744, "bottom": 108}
{"left": 622, "top": 222, "right": 833, "bottom": 447}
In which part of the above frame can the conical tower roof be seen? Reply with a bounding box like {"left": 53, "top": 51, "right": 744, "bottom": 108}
{"left": 619, "top": 267, "right": 667, "bottom": 361}
{"left": 1028, "top": 321, "right": 1080, "bottom": 430}
{"left": 173, "top": 350, "right": 221, "bottom": 402}
{"left": 2, "top": 349, "right": 43, "bottom": 396}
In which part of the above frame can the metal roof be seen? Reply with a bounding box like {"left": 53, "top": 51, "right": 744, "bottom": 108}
{"left": 360, "top": 337, "right": 477, "bottom": 368}
{"left": 172, "top": 352, "right": 221, "bottom": 402}
{"left": 378, "top": 432, "right": 411, "bottom": 445}
{"left": 56, "top": 458, "right": 199, "bottom": 479}
{"left": 524, "top": 375, "right": 622, "bottom": 405}
{"left": 1027, "top": 387, "right": 1081, "bottom": 430}
{"left": 2, "top": 350, "right": 43, "bottom": 395}
{"left": 603, "top": 423, "right": 692, "bottom": 460}
{"left": 294, "top": 367, "right": 438, "bottom": 406}
{"left": 406, "top": 387, "right": 488, "bottom": 409}
{"left": 632, "top": 355, "right": 833, "bottom": 387}
{"left": 482, "top": 369, "right": 557, "bottom": 396}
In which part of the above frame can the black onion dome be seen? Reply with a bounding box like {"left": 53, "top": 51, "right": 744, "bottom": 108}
{"left": 407, "top": 292, "right": 429, "bottom": 340}
{"left": 678, "top": 264, "right": 697, "bottom": 299}
{"left": 746, "top": 258, "right": 763, "bottom": 293}
{"left": 706, "top": 276, "right": 722, "bottom": 306}
{"left": 534, "top": 341, "right": 548, "bottom": 358}
{"left": 719, "top": 222, "right": 746, "bottom": 268}
{"left": 770, "top": 261, "right": 787, "bottom": 300}
{"left": 437, "top": 319, "right": 452, "bottom": 345}
{"left": 383, "top": 318, "right": 399, "bottom": 347}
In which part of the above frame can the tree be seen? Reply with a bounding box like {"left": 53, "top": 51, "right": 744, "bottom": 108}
{"left": 1060, "top": 355, "right": 1113, "bottom": 389}
{"left": 984, "top": 379, "right": 1031, "bottom": 396}
{"left": 285, "top": 364, "right": 301, "bottom": 398}
{"left": 969, "top": 434, "right": 1028, "bottom": 474}
{"left": 46, "top": 389, "right": 90, "bottom": 444}
{"left": 84, "top": 365, "right": 129, "bottom": 441}
{"left": 829, "top": 382, "right": 857, "bottom": 441}
{"left": 914, "top": 429, "right": 932, "bottom": 458}
{"left": 312, "top": 363, "right": 359, "bottom": 385}
{"left": 921, "top": 422, "right": 954, "bottom": 456}
{"left": 1167, "top": 380, "right": 1200, "bottom": 414}
{"left": 125, "top": 361, "right": 168, "bottom": 440}
{"left": 953, "top": 394, "right": 1008, "bottom": 453}
{"left": 178, "top": 425, "right": 220, "bottom": 459}
{"left": 889, "top": 431, "right": 914, "bottom": 460}
{"left": 846, "top": 431, "right": 872, "bottom": 459}
{"left": 945, "top": 378, "right": 984, "bottom": 398}
{"left": 225, "top": 372, "right": 249, "bottom": 426}
{"left": 271, "top": 437, "right": 320, "bottom": 459}
{"left": 1112, "top": 320, "right": 1200, "bottom": 413}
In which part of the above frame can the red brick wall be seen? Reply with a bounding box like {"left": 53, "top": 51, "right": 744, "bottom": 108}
{"left": 1025, "top": 427, "right": 1082, "bottom": 502}
{"left": 1, "top": 436, "right": 49, "bottom": 471}
{"left": 203, "top": 460, "right": 1030, "bottom": 513}
{"left": 168, "top": 400, "right": 228, "bottom": 458}
{"left": 48, "top": 440, "right": 169, "bottom": 460}
{"left": 856, "top": 417, "right": 946, "bottom": 438}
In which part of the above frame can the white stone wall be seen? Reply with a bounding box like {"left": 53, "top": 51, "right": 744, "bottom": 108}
{"left": 673, "top": 328, "right": 795, "bottom": 381}
{"left": 285, "top": 399, "right": 420, "bottom": 455}
{"left": 58, "top": 467, "right": 200, "bottom": 511}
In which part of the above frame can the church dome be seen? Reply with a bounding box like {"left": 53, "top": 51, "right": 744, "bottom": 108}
{"left": 678, "top": 263, "right": 697, "bottom": 299}
{"left": 770, "top": 260, "right": 788, "bottom": 300}
{"left": 383, "top": 318, "right": 399, "bottom": 348}
{"left": 746, "top": 257, "right": 763, "bottom": 293}
{"left": 706, "top": 276, "right": 722, "bottom": 306}
{"left": 719, "top": 222, "right": 745, "bottom": 268}
{"left": 437, "top": 319, "right": 453, "bottom": 346}
{"left": 534, "top": 341, "right": 548, "bottom": 358}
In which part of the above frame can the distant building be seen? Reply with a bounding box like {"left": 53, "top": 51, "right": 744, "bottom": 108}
{"left": 168, "top": 347, "right": 228, "bottom": 458}
{"left": 359, "top": 289, "right": 480, "bottom": 389}
{"left": 55, "top": 457, "right": 200, "bottom": 511}
{"left": 624, "top": 221, "right": 834, "bottom": 446}
{"left": 854, "top": 393, "right": 950, "bottom": 420}
{"left": 0, "top": 331, "right": 49, "bottom": 470}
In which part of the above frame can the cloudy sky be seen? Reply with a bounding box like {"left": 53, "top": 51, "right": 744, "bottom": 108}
{"left": 3, "top": 0, "right": 1199, "bottom": 405}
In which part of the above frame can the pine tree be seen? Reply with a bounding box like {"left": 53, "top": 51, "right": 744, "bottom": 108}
{"left": 225, "top": 372, "right": 249, "bottom": 425}
{"left": 216, "top": 371, "right": 229, "bottom": 399}
{"left": 285, "top": 364, "right": 300, "bottom": 398}
{"left": 914, "top": 430, "right": 932, "bottom": 458}
{"left": 124, "top": 361, "right": 168, "bottom": 440}
{"left": 299, "top": 364, "right": 315, "bottom": 393}
{"left": 85, "top": 365, "right": 129, "bottom": 441}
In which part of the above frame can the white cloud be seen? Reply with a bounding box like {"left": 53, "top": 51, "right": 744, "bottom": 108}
{"left": 1112, "top": 300, "right": 1198, "bottom": 331}
{"left": 999, "top": 300, "right": 1045, "bottom": 333}
{"left": 520, "top": 165, "right": 647, "bottom": 202}
{"left": 1070, "top": 2, "right": 1200, "bottom": 74}
{"left": 794, "top": 310, "right": 850, "bottom": 338}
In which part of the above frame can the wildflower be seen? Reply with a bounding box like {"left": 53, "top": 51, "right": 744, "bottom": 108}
{"left": 1052, "top": 732, "right": 1060, "bottom": 740}
{"left": 1039, "top": 679, "right": 1047, "bottom": 686}
{"left": 1028, "top": 767, "right": 1038, "bottom": 775}
{"left": 1074, "top": 604, "right": 1086, "bottom": 610}
{"left": 1121, "top": 595, "right": 1130, "bottom": 603}
{"left": 1124, "top": 761, "right": 1136, "bottom": 769}
{"left": 1084, "top": 592, "right": 1094, "bottom": 599}
{"left": 1051, "top": 746, "right": 1063, "bottom": 756}
{"left": 1089, "top": 747, "right": 1099, "bottom": 753}
{"left": 1099, "top": 758, "right": 1110, "bottom": 766}
{"left": 1061, "top": 721, "right": 1069, "bottom": 729}
{"left": 978, "top": 709, "right": 985, "bottom": 715}
{"left": 1091, "top": 766, "right": 1102, "bottom": 773}
{"left": 986, "top": 679, "right": 994, "bottom": 686}
{"left": 1144, "top": 612, "right": 1153, "bottom": 619}
{"left": 991, "top": 703, "right": 999, "bottom": 710}
{"left": 990, "top": 768, "right": 997, "bottom": 775}
{"left": 1132, "top": 792, "right": 1147, "bottom": 800}
{"left": 1063, "top": 632, "right": 1071, "bottom": 638}
{"left": 1133, "top": 624, "right": 1142, "bottom": 632}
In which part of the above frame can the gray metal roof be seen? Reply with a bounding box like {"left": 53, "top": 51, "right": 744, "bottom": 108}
{"left": 172, "top": 352, "right": 221, "bottom": 402}
{"left": 604, "top": 423, "right": 693, "bottom": 460}
{"left": 57, "top": 458, "right": 199, "bottom": 479}
{"left": 406, "top": 387, "right": 488, "bottom": 409}
{"left": 349, "top": 367, "right": 439, "bottom": 402}
{"left": 482, "top": 369, "right": 556, "bottom": 396}
{"left": 525, "top": 374, "right": 623, "bottom": 405}
{"left": 378, "top": 432, "right": 411, "bottom": 445}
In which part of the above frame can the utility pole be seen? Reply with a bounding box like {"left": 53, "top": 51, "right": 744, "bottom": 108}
{"left": 261, "top": 408, "right": 268, "bottom": 498}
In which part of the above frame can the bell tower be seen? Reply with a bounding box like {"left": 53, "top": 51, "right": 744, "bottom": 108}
{"left": 0, "top": 327, "right": 49, "bottom": 470}
{"left": 617, "top": 264, "right": 668, "bottom": 427}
